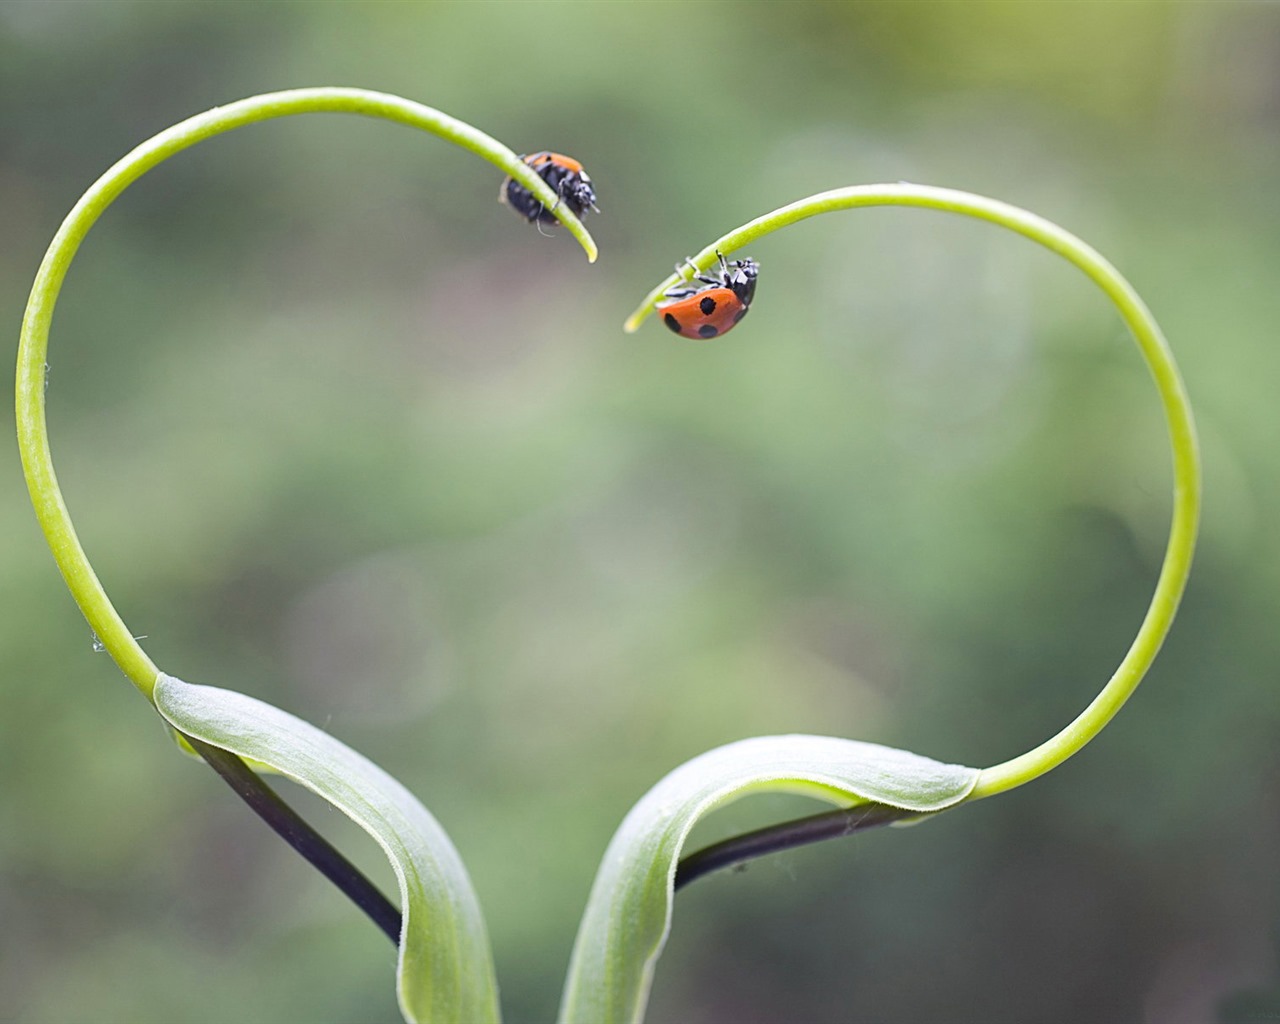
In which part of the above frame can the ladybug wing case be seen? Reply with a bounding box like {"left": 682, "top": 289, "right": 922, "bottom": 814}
{"left": 658, "top": 287, "right": 746, "bottom": 339}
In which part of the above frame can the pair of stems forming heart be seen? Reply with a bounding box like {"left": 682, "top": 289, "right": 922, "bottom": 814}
{"left": 16, "top": 88, "right": 1200, "bottom": 954}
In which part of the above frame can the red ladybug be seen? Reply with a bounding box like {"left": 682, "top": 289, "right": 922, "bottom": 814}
{"left": 657, "top": 251, "right": 760, "bottom": 340}
{"left": 500, "top": 152, "right": 598, "bottom": 224}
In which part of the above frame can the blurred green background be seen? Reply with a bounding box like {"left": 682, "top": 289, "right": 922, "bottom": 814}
{"left": 2, "top": 2, "right": 1277, "bottom": 1022}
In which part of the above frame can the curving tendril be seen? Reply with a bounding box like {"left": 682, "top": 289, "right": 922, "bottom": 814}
{"left": 16, "top": 86, "right": 599, "bottom": 942}
{"left": 627, "top": 183, "right": 1200, "bottom": 813}
{"left": 17, "top": 86, "right": 597, "bottom": 705}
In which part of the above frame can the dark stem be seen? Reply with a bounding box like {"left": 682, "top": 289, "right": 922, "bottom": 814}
{"left": 675, "top": 802, "right": 917, "bottom": 891}
{"left": 184, "top": 734, "right": 402, "bottom": 944}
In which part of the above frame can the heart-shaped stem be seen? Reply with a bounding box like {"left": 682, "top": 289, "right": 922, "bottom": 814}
{"left": 629, "top": 184, "right": 1200, "bottom": 881}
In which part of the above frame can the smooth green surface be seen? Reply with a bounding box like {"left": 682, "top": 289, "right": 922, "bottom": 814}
{"left": 154, "top": 674, "right": 500, "bottom": 1024}
{"left": 559, "top": 735, "right": 979, "bottom": 1024}
{"left": 16, "top": 86, "right": 597, "bottom": 704}
{"left": 627, "top": 185, "right": 1200, "bottom": 801}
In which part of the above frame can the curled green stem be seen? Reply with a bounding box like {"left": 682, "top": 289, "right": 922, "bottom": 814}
{"left": 628, "top": 184, "right": 1200, "bottom": 801}
{"left": 16, "top": 87, "right": 599, "bottom": 946}
{"left": 17, "top": 86, "right": 597, "bottom": 704}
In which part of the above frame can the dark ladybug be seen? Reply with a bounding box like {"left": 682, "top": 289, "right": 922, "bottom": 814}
{"left": 500, "top": 151, "right": 598, "bottom": 224}
{"left": 657, "top": 251, "right": 759, "bottom": 340}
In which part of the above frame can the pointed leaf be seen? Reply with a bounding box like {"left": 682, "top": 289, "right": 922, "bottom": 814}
{"left": 154, "top": 674, "right": 500, "bottom": 1024}
{"left": 558, "top": 734, "right": 979, "bottom": 1024}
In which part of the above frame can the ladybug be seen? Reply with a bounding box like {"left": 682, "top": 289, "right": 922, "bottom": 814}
{"left": 500, "top": 152, "right": 598, "bottom": 224}
{"left": 657, "top": 251, "right": 760, "bottom": 340}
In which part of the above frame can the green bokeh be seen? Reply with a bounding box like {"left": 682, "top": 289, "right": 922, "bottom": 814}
{"left": 2, "top": 3, "right": 1276, "bottom": 1022}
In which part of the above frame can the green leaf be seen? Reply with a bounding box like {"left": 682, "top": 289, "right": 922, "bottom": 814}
{"left": 558, "top": 735, "right": 979, "bottom": 1024}
{"left": 153, "top": 674, "right": 500, "bottom": 1024}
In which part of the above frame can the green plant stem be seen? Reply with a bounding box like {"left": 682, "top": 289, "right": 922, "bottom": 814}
{"left": 674, "top": 802, "right": 911, "bottom": 890}
{"left": 186, "top": 733, "right": 402, "bottom": 944}
{"left": 17, "top": 88, "right": 597, "bottom": 950}
{"left": 626, "top": 184, "right": 1200, "bottom": 802}
{"left": 17, "top": 87, "right": 596, "bottom": 703}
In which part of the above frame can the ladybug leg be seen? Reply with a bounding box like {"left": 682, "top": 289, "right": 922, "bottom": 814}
{"left": 673, "top": 257, "right": 700, "bottom": 279}
{"left": 552, "top": 173, "right": 583, "bottom": 217}
{"left": 535, "top": 193, "right": 556, "bottom": 233}
{"left": 664, "top": 258, "right": 700, "bottom": 299}
{"left": 673, "top": 257, "right": 722, "bottom": 289}
{"left": 533, "top": 181, "right": 566, "bottom": 231}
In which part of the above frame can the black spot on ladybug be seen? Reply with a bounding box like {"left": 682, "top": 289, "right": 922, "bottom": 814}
{"left": 733, "top": 306, "right": 748, "bottom": 323}
{"left": 698, "top": 324, "right": 719, "bottom": 338}
{"left": 663, "top": 313, "right": 682, "bottom": 333}
{"left": 699, "top": 296, "right": 717, "bottom": 315}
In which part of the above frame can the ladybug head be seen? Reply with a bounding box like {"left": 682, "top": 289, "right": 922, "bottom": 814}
{"left": 724, "top": 255, "right": 759, "bottom": 307}
{"left": 561, "top": 171, "right": 599, "bottom": 218}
